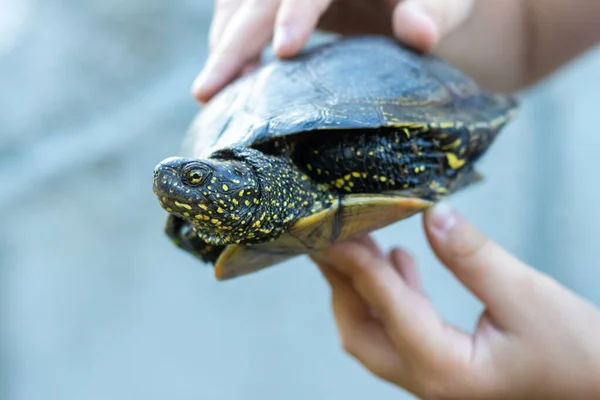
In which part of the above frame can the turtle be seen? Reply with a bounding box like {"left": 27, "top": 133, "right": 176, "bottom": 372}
{"left": 152, "top": 35, "right": 518, "bottom": 281}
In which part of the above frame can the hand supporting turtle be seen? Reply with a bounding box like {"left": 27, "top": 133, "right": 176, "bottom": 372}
{"left": 311, "top": 203, "right": 600, "bottom": 399}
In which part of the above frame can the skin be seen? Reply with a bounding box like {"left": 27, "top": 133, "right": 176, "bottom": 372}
{"left": 192, "top": 0, "right": 600, "bottom": 397}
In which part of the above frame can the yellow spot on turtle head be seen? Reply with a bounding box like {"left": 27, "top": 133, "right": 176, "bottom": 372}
{"left": 222, "top": 184, "right": 229, "bottom": 191}
{"left": 174, "top": 201, "right": 192, "bottom": 210}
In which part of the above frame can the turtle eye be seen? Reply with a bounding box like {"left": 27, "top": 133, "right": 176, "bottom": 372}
{"left": 184, "top": 168, "right": 207, "bottom": 186}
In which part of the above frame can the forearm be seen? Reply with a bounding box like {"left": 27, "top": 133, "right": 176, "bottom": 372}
{"left": 435, "top": 0, "right": 600, "bottom": 93}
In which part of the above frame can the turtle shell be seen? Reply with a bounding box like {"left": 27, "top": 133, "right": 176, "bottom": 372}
{"left": 182, "top": 35, "right": 517, "bottom": 160}
{"left": 171, "top": 35, "right": 518, "bottom": 280}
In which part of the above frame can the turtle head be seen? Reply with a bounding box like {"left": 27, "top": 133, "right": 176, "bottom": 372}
{"left": 153, "top": 153, "right": 266, "bottom": 245}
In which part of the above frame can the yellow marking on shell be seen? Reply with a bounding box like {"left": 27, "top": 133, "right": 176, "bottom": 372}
{"left": 368, "top": 151, "right": 374, "bottom": 156}
{"left": 439, "top": 122, "right": 455, "bottom": 129}
{"left": 446, "top": 153, "right": 466, "bottom": 169}
{"left": 174, "top": 201, "right": 192, "bottom": 210}
{"left": 361, "top": 173, "right": 367, "bottom": 178}
{"left": 217, "top": 207, "right": 224, "bottom": 214}
{"left": 379, "top": 176, "right": 387, "bottom": 182}
{"left": 307, "top": 164, "right": 313, "bottom": 171}
{"left": 351, "top": 172, "right": 361, "bottom": 178}
{"left": 429, "top": 181, "right": 448, "bottom": 193}
{"left": 356, "top": 150, "right": 361, "bottom": 156}
{"left": 442, "top": 139, "right": 462, "bottom": 150}
{"left": 239, "top": 190, "right": 245, "bottom": 197}
{"left": 166, "top": 207, "right": 173, "bottom": 212}
{"left": 203, "top": 215, "right": 210, "bottom": 221}
{"left": 232, "top": 199, "right": 239, "bottom": 205}
{"left": 232, "top": 179, "right": 240, "bottom": 184}
{"left": 198, "top": 204, "right": 208, "bottom": 210}
{"left": 344, "top": 174, "right": 352, "bottom": 181}
{"left": 195, "top": 214, "right": 204, "bottom": 220}
{"left": 253, "top": 198, "right": 259, "bottom": 204}
{"left": 244, "top": 200, "right": 250, "bottom": 206}
{"left": 210, "top": 218, "right": 221, "bottom": 225}
{"left": 253, "top": 221, "right": 261, "bottom": 228}
{"left": 222, "top": 184, "right": 229, "bottom": 191}
{"left": 317, "top": 168, "right": 322, "bottom": 175}
{"left": 335, "top": 178, "right": 345, "bottom": 188}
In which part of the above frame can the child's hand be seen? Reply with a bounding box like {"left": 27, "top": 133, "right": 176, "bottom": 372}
{"left": 193, "top": 0, "right": 474, "bottom": 103}
{"left": 311, "top": 203, "right": 600, "bottom": 399}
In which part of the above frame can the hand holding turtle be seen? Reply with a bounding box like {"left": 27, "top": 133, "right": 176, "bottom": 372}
{"left": 192, "top": 0, "right": 474, "bottom": 103}
{"left": 311, "top": 203, "right": 600, "bottom": 399}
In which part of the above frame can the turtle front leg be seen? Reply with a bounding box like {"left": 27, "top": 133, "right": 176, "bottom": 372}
{"left": 165, "top": 215, "right": 225, "bottom": 264}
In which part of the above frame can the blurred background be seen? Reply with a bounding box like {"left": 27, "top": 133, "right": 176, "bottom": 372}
{"left": 2, "top": 0, "right": 600, "bottom": 399}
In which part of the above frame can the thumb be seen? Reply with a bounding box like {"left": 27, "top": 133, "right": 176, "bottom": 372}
{"left": 423, "top": 202, "right": 537, "bottom": 326}
{"left": 392, "top": 0, "right": 474, "bottom": 52}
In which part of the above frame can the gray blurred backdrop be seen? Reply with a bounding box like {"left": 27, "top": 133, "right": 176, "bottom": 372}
{"left": 2, "top": 1, "right": 600, "bottom": 399}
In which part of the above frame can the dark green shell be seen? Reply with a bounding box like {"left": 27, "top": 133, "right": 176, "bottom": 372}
{"left": 183, "top": 35, "right": 517, "bottom": 159}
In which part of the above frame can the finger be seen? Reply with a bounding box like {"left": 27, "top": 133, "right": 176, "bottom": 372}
{"left": 208, "top": 0, "right": 244, "bottom": 51}
{"left": 240, "top": 56, "right": 261, "bottom": 76}
{"left": 315, "top": 261, "right": 405, "bottom": 382}
{"left": 192, "top": 0, "right": 279, "bottom": 103}
{"left": 273, "top": 0, "right": 333, "bottom": 57}
{"left": 389, "top": 248, "right": 424, "bottom": 295}
{"left": 314, "top": 239, "right": 452, "bottom": 360}
{"left": 423, "top": 202, "right": 540, "bottom": 327}
{"left": 353, "top": 234, "right": 384, "bottom": 258}
{"left": 392, "top": 0, "right": 475, "bottom": 52}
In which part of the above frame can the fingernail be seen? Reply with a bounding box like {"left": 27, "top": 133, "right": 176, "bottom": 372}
{"left": 191, "top": 66, "right": 214, "bottom": 98}
{"left": 273, "top": 27, "right": 290, "bottom": 53}
{"left": 428, "top": 201, "right": 458, "bottom": 235}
